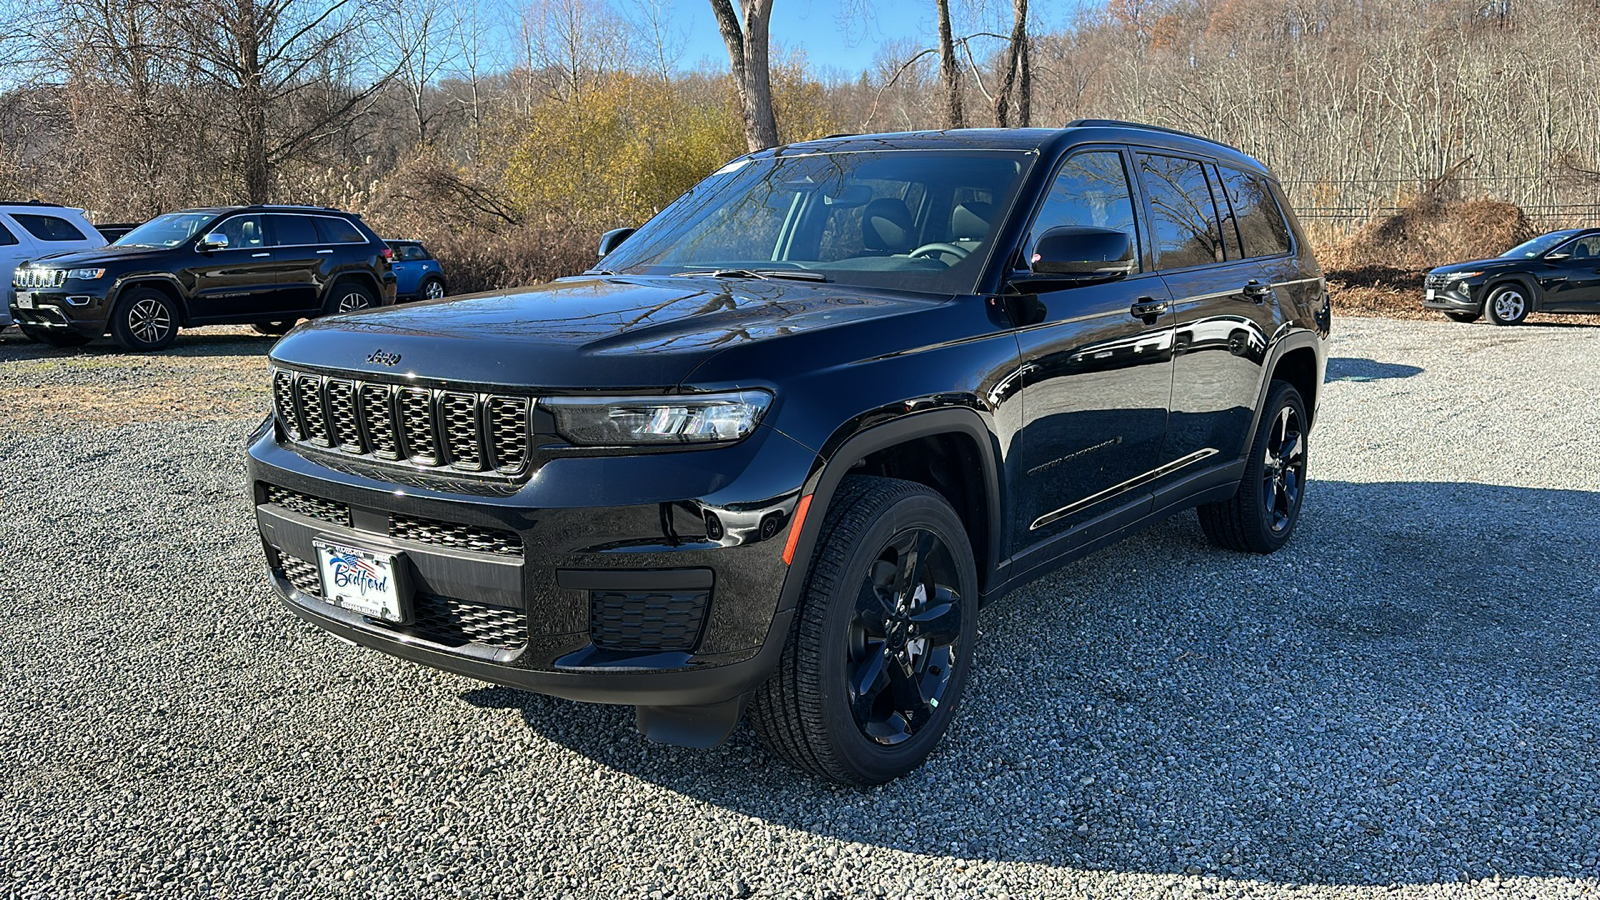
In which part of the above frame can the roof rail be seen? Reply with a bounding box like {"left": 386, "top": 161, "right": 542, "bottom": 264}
{"left": 1064, "top": 119, "right": 1233, "bottom": 149}
{"left": 0, "top": 200, "right": 64, "bottom": 207}
{"left": 251, "top": 203, "right": 337, "bottom": 211}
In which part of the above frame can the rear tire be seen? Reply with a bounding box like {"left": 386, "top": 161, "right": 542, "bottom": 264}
{"left": 1485, "top": 284, "right": 1530, "bottom": 326}
{"left": 110, "top": 288, "right": 179, "bottom": 352}
{"left": 420, "top": 277, "right": 447, "bottom": 301}
{"left": 1443, "top": 311, "right": 1479, "bottom": 324}
{"left": 1198, "top": 381, "right": 1308, "bottom": 554}
{"left": 750, "top": 476, "right": 978, "bottom": 785}
{"left": 19, "top": 323, "right": 91, "bottom": 348}
{"left": 252, "top": 321, "right": 295, "bottom": 336}
{"left": 323, "top": 282, "right": 377, "bottom": 315}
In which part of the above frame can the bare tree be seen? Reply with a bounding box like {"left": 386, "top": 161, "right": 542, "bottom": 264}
{"left": 992, "top": 0, "right": 1029, "bottom": 126}
{"left": 385, "top": 0, "right": 459, "bottom": 147}
{"left": 708, "top": 0, "right": 779, "bottom": 150}
{"left": 935, "top": 0, "right": 965, "bottom": 128}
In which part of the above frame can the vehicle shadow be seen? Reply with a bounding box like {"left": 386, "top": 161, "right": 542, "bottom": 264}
{"left": 470, "top": 479, "right": 1600, "bottom": 886}
{"left": 0, "top": 327, "right": 275, "bottom": 360}
{"left": 1325, "top": 357, "right": 1424, "bottom": 381}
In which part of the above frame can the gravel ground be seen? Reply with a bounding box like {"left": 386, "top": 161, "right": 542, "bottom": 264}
{"left": 1, "top": 316, "right": 1598, "bottom": 899}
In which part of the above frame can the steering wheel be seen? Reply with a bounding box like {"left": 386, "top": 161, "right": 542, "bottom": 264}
{"left": 907, "top": 242, "right": 971, "bottom": 262}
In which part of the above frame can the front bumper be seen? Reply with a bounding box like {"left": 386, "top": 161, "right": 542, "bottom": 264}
{"left": 8, "top": 287, "right": 110, "bottom": 336}
{"left": 1421, "top": 280, "right": 1482, "bottom": 312}
{"left": 248, "top": 422, "right": 819, "bottom": 718}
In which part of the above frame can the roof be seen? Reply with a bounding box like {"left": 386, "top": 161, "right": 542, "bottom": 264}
{"left": 773, "top": 120, "right": 1275, "bottom": 177}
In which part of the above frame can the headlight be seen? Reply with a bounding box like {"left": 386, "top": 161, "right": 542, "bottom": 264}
{"left": 67, "top": 268, "right": 106, "bottom": 280}
{"left": 543, "top": 390, "right": 772, "bottom": 446}
{"left": 1449, "top": 271, "right": 1483, "bottom": 281}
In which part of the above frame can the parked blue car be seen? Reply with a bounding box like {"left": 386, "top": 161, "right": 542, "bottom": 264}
{"left": 386, "top": 240, "right": 448, "bottom": 302}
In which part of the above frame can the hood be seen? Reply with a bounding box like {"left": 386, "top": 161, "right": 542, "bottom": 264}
{"left": 269, "top": 275, "right": 939, "bottom": 390}
{"left": 23, "top": 244, "right": 170, "bottom": 267}
{"left": 1429, "top": 257, "right": 1522, "bottom": 275}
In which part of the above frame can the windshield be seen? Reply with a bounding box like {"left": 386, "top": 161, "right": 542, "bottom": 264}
{"left": 600, "top": 150, "right": 1032, "bottom": 294}
{"left": 1502, "top": 232, "right": 1578, "bottom": 259}
{"left": 114, "top": 212, "right": 216, "bottom": 249}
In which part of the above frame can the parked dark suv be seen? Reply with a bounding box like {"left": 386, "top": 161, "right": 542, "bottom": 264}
{"left": 1424, "top": 227, "right": 1600, "bottom": 325}
{"left": 248, "top": 123, "right": 1329, "bottom": 784}
{"left": 10, "top": 205, "right": 395, "bottom": 350}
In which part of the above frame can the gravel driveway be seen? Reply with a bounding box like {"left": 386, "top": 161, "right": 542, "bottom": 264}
{"left": 1, "top": 317, "right": 1597, "bottom": 899}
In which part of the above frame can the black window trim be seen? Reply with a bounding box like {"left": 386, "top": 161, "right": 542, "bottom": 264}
{"left": 1015, "top": 143, "right": 1159, "bottom": 280}
{"left": 1129, "top": 145, "right": 1297, "bottom": 274}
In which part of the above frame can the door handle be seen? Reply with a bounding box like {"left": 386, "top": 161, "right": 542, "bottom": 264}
{"left": 317, "top": 249, "right": 334, "bottom": 254}
{"left": 1130, "top": 298, "right": 1169, "bottom": 322}
{"left": 251, "top": 252, "right": 270, "bottom": 258}
{"left": 1241, "top": 280, "right": 1273, "bottom": 303}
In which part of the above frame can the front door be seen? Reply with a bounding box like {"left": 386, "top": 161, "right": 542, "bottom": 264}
{"left": 1013, "top": 148, "right": 1175, "bottom": 553}
{"left": 185, "top": 214, "right": 279, "bottom": 320}
{"left": 1541, "top": 233, "right": 1600, "bottom": 312}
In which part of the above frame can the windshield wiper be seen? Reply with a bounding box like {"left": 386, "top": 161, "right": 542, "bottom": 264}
{"left": 671, "top": 268, "right": 827, "bottom": 282}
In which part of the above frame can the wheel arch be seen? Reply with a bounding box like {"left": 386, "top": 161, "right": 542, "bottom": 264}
{"left": 778, "top": 408, "right": 1006, "bottom": 614}
{"left": 1484, "top": 274, "right": 1541, "bottom": 312}
{"left": 110, "top": 276, "right": 190, "bottom": 326}
{"left": 320, "top": 271, "right": 383, "bottom": 308}
{"left": 1241, "top": 330, "right": 1325, "bottom": 455}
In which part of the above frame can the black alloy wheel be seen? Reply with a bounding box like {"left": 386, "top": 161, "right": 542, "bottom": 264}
{"left": 750, "top": 476, "right": 978, "bottom": 785}
{"left": 1197, "top": 380, "right": 1309, "bottom": 554}
{"left": 325, "top": 283, "right": 377, "bottom": 315}
{"left": 110, "top": 288, "right": 178, "bottom": 351}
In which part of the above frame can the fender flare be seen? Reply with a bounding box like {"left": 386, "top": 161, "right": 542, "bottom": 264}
{"left": 319, "top": 271, "right": 384, "bottom": 309}
{"left": 1482, "top": 274, "right": 1543, "bottom": 312}
{"left": 773, "top": 406, "right": 1007, "bottom": 616}
{"left": 1240, "top": 328, "right": 1324, "bottom": 454}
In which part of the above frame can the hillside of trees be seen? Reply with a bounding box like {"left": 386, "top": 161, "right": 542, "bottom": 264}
{"left": 2, "top": 0, "right": 1598, "bottom": 294}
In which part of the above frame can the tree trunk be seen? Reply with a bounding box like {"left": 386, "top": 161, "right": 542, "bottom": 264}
{"left": 994, "top": 0, "right": 1029, "bottom": 127}
{"left": 935, "top": 0, "right": 964, "bottom": 128}
{"left": 708, "top": 0, "right": 780, "bottom": 151}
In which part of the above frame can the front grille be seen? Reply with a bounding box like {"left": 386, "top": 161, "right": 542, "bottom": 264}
{"left": 1424, "top": 273, "right": 1449, "bottom": 289}
{"left": 13, "top": 268, "right": 66, "bottom": 289}
{"left": 389, "top": 513, "right": 522, "bottom": 557}
{"left": 264, "top": 485, "right": 351, "bottom": 527}
{"left": 590, "top": 589, "right": 710, "bottom": 653}
{"left": 271, "top": 366, "right": 533, "bottom": 476}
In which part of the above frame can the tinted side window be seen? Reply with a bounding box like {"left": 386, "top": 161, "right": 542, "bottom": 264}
{"left": 1138, "top": 153, "right": 1224, "bottom": 270}
{"left": 12, "top": 214, "right": 87, "bottom": 242}
{"left": 314, "top": 216, "right": 365, "bottom": 244}
{"left": 0, "top": 220, "right": 16, "bottom": 246}
{"left": 217, "top": 214, "right": 266, "bottom": 248}
{"left": 396, "top": 244, "right": 429, "bottom": 261}
{"left": 270, "top": 215, "right": 319, "bottom": 247}
{"left": 1217, "top": 166, "right": 1293, "bottom": 258}
{"left": 1206, "top": 163, "right": 1243, "bottom": 261}
{"left": 1028, "top": 150, "right": 1141, "bottom": 272}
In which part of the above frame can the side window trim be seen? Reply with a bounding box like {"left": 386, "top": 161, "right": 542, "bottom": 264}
{"left": 1016, "top": 143, "right": 1153, "bottom": 277}
{"left": 1205, "top": 161, "right": 1244, "bottom": 262}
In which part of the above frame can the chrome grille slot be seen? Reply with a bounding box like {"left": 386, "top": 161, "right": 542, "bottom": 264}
{"left": 296, "top": 374, "right": 330, "bottom": 446}
{"left": 487, "top": 398, "right": 530, "bottom": 473}
{"left": 326, "top": 379, "right": 362, "bottom": 452}
{"left": 398, "top": 388, "right": 438, "bottom": 464}
{"left": 360, "top": 384, "right": 401, "bottom": 460}
{"left": 440, "top": 392, "right": 482, "bottom": 471}
{"left": 273, "top": 369, "right": 302, "bottom": 440}
{"left": 269, "top": 365, "right": 533, "bottom": 478}
{"left": 13, "top": 268, "right": 66, "bottom": 289}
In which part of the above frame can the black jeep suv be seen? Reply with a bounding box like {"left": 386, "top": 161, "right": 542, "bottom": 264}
{"left": 1424, "top": 228, "right": 1600, "bottom": 325}
{"left": 10, "top": 205, "right": 395, "bottom": 351}
{"left": 248, "top": 123, "right": 1329, "bottom": 784}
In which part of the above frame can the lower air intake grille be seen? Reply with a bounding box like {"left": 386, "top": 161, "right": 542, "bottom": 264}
{"left": 389, "top": 514, "right": 523, "bottom": 558}
{"left": 402, "top": 594, "right": 526, "bottom": 649}
{"left": 279, "top": 553, "right": 322, "bottom": 597}
{"left": 265, "top": 485, "right": 351, "bottom": 527}
{"left": 590, "top": 589, "right": 710, "bottom": 653}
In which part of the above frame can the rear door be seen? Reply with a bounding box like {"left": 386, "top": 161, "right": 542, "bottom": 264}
{"left": 184, "top": 213, "right": 280, "bottom": 320}
{"left": 264, "top": 214, "right": 325, "bottom": 314}
{"left": 1013, "top": 147, "right": 1175, "bottom": 549}
{"left": 1136, "top": 152, "right": 1281, "bottom": 475}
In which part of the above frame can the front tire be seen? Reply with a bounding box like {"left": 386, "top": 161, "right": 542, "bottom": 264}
{"left": 1443, "top": 310, "right": 1480, "bottom": 324}
{"left": 750, "top": 476, "right": 978, "bottom": 785}
{"left": 1485, "top": 284, "right": 1530, "bottom": 325}
{"left": 109, "top": 288, "right": 178, "bottom": 352}
{"left": 1198, "top": 380, "right": 1308, "bottom": 554}
{"left": 19, "top": 323, "right": 91, "bottom": 348}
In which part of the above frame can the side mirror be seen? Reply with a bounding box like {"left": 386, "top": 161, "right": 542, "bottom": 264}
{"left": 1029, "top": 226, "right": 1136, "bottom": 279}
{"left": 597, "top": 227, "right": 635, "bottom": 259}
{"left": 1545, "top": 251, "right": 1571, "bottom": 261}
{"left": 197, "top": 232, "right": 230, "bottom": 252}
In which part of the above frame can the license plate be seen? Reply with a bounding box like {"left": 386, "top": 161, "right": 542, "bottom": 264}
{"left": 15, "top": 291, "right": 32, "bottom": 309}
{"left": 313, "top": 540, "right": 407, "bottom": 622}
{"left": 1424, "top": 289, "right": 1436, "bottom": 301}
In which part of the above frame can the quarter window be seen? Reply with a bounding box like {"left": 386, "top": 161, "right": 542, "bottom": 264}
{"left": 269, "top": 215, "right": 319, "bottom": 247}
{"left": 12, "top": 214, "right": 87, "bottom": 242}
{"left": 1216, "top": 166, "right": 1293, "bottom": 258}
{"left": 1138, "top": 153, "right": 1225, "bottom": 270}
{"left": 313, "top": 217, "right": 365, "bottom": 244}
{"left": 0, "top": 220, "right": 16, "bottom": 246}
{"left": 1028, "top": 150, "right": 1141, "bottom": 272}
